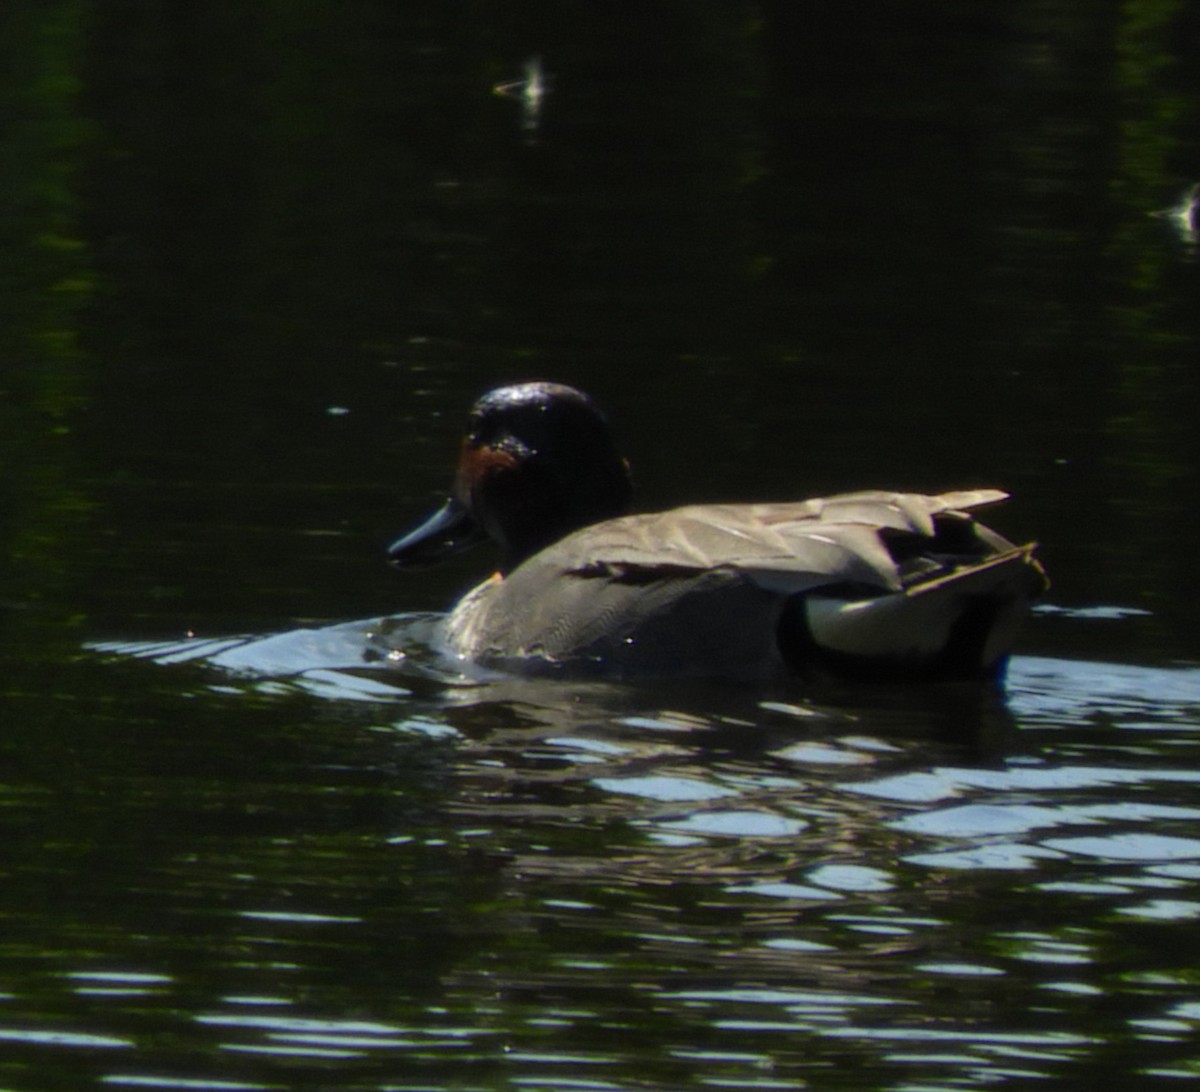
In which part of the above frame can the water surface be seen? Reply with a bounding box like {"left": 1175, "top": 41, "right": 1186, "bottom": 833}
{"left": 4, "top": 2, "right": 1200, "bottom": 1089}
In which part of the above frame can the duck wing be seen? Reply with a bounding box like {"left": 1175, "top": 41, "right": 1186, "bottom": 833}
{"left": 554, "top": 489, "right": 1016, "bottom": 595}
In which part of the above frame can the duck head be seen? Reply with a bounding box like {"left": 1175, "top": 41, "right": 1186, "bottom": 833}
{"left": 388, "top": 382, "right": 633, "bottom": 574}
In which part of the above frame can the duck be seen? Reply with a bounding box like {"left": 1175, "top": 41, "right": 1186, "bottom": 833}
{"left": 387, "top": 381, "right": 1048, "bottom": 682}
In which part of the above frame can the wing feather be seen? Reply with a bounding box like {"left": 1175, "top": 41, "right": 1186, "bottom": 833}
{"left": 549, "top": 489, "right": 1011, "bottom": 596}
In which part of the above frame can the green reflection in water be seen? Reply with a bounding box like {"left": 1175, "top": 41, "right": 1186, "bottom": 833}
{"left": 1104, "top": 0, "right": 1200, "bottom": 646}
{"left": 0, "top": 1, "right": 91, "bottom": 644}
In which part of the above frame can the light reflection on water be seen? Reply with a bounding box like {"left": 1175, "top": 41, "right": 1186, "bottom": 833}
{"left": 47, "top": 615, "right": 1200, "bottom": 1087}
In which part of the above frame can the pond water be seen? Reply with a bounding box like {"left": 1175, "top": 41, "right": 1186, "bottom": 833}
{"left": 5, "top": 2, "right": 1200, "bottom": 1089}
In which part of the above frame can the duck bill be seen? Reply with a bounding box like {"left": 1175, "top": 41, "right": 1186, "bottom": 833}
{"left": 387, "top": 497, "right": 486, "bottom": 568}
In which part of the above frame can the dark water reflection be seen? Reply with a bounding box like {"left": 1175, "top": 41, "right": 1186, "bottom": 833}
{"left": 4, "top": 0, "right": 1200, "bottom": 1089}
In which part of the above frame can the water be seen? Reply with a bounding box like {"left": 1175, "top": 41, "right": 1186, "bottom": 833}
{"left": 5, "top": 2, "right": 1200, "bottom": 1088}
{"left": 12, "top": 623, "right": 1200, "bottom": 1089}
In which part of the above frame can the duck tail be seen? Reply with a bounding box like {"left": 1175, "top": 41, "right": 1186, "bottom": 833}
{"left": 779, "top": 544, "right": 1047, "bottom": 681}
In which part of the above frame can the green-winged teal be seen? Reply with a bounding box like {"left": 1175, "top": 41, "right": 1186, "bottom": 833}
{"left": 388, "top": 382, "right": 1047, "bottom": 681}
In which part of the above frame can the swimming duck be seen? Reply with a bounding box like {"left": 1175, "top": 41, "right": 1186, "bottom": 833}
{"left": 388, "top": 382, "right": 1047, "bottom": 682}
